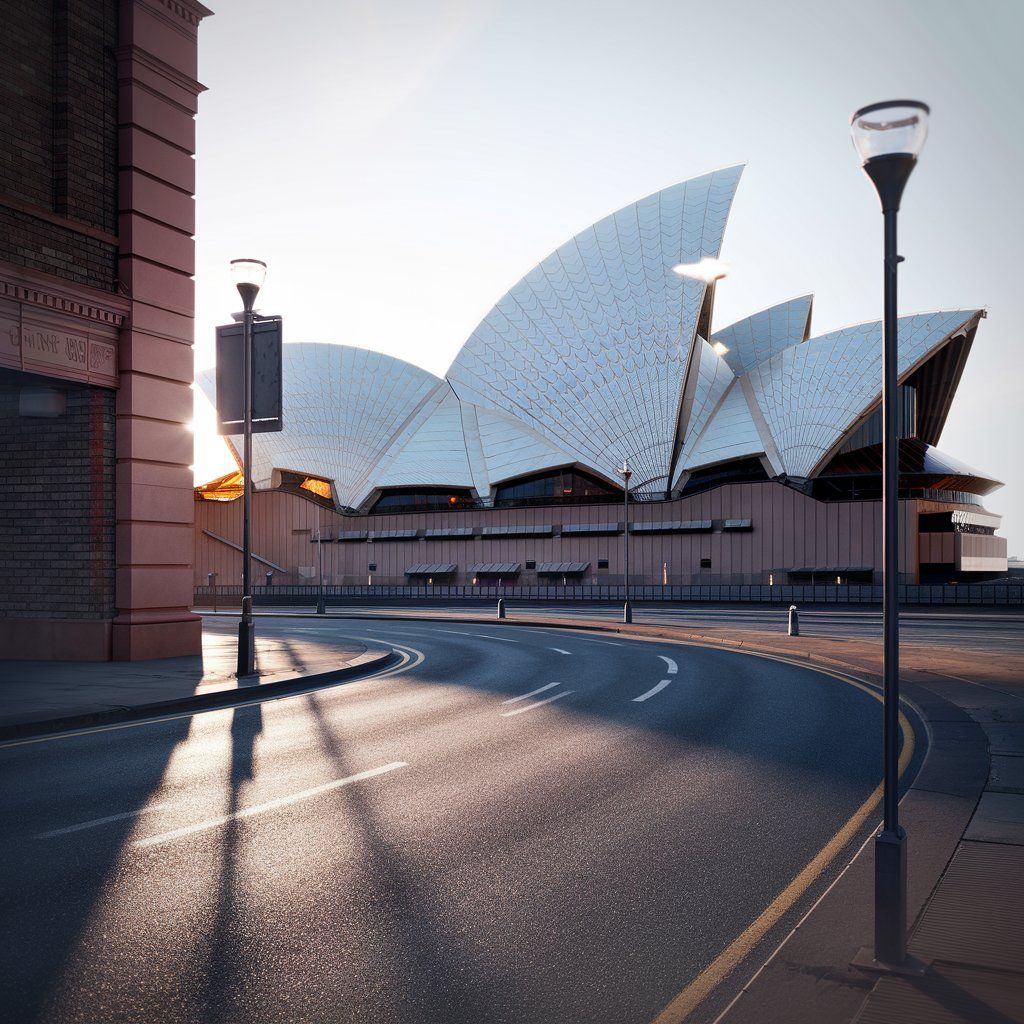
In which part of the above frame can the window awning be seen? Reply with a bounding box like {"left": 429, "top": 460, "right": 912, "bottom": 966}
{"left": 536, "top": 562, "right": 590, "bottom": 574}
{"left": 723, "top": 518, "right": 752, "bottom": 530}
{"left": 560, "top": 522, "right": 620, "bottom": 535}
{"left": 480, "top": 524, "right": 554, "bottom": 537}
{"left": 469, "top": 563, "right": 521, "bottom": 575}
{"left": 405, "top": 563, "right": 457, "bottom": 576}
{"left": 630, "top": 520, "right": 713, "bottom": 533}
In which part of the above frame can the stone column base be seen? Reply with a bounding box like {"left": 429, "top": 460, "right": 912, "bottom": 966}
{"left": 111, "top": 612, "right": 202, "bottom": 661}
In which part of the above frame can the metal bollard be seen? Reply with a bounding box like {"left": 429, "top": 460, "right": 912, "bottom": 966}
{"left": 788, "top": 604, "right": 799, "bottom": 637}
{"left": 207, "top": 572, "right": 217, "bottom": 612}
{"left": 497, "top": 598, "right": 506, "bottom": 620}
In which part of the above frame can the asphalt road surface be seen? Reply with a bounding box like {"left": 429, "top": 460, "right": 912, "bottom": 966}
{"left": 276, "top": 602, "right": 1024, "bottom": 654}
{"left": 0, "top": 617, "right": 914, "bottom": 1024}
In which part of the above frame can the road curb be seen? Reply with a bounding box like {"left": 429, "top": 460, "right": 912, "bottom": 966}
{"left": 0, "top": 647, "right": 400, "bottom": 743}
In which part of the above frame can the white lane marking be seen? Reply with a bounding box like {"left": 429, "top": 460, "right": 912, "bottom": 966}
{"left": 549, "top": 648, "right": 571, "bottom": 655}
{"left": 633, "top": 679, "right": 672, "bottom": 703}
{"left": 439, "top": 629, "right": 517, "bottom": 643}
{"left": 501, "top": 681, "right": 561, "bottom": 705}
{"left": 658, "top": 655, "right": 678, "bottom": 675}
{"left": 500, "top": 690, "right": 574, "bottom": 717}
{"left": 574, "top": 636, "right": 622, "bottom": 647}
{"left": 35, "top": 804, "right": 171, "bottom": 840}
{"left": 133, "top": 762, "right": 406, "bottom": 849}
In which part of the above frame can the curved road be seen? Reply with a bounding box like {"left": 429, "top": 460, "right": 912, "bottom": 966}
{"left": 0, "top": 618, "right": 912, "bottom": 1024}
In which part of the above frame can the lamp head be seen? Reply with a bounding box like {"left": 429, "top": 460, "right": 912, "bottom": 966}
{"left": 850, "top": 100, "right": 929, "bottom": 212}
{"left": 230, "top": 258, "right": 267, "bottom": 311}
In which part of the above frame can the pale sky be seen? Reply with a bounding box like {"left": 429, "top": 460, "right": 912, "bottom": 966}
{"left": 192, "top": 0, "right": 1024, "bottom": 554}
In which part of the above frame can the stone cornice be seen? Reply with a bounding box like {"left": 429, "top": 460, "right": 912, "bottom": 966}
{"left": 0, "top": 264, "right": 129, "bottom": 328}
{"left": 116, "top": 44, "right": 207, "bottom": 96}
{"left": 153, "top": 0, "right": 213, "bottom": 29}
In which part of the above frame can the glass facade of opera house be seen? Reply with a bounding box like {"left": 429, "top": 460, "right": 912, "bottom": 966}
{"left": 195, "top": 168, "right": 1008, "bottom": 592}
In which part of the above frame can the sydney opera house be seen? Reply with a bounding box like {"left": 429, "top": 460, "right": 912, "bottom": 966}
{"left": 195, "top": 166, "right": 1007, "bottom": 592}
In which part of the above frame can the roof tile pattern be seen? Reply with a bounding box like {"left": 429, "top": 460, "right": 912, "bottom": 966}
{"left": 745, "top": 310, "right": 979, "bottom": 477}
{"left": 447, "top": 166, "right": 744, "bottom": 490}
{"left": 712, "top": 295, "right": 813, "bottom": 376}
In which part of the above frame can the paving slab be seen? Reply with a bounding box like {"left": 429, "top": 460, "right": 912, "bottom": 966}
{"left": 964, "top": 792, "right": 1024, "bottom": 845}
{"left": 0, "top": 626, "right": 393, "bottom": 737}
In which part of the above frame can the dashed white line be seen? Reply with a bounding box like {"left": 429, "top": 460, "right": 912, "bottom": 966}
{"left": 658, "top": 655, "right": 678, "bottom": 675}
{"left": 549, "top": 648, "right": 571, "bottom": 655}
{"left": 132, "top": 762, "right": 407, "bottom": 849}
{"left": 35, "top": 804, "right": 171, "bottom": 840}
{"left": 500, "top": 690, "right": 574, "bottom": 717}
{"left": 439, "top": 630, "right": 517, "bottom": 643}
{"left": 633, "top": 679, "right": 672, "bottom": 702}
{"left": 501, "top": 681, "right": 561, "bottom": 705}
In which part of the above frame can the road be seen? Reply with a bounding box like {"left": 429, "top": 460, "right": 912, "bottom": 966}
{"left": 0, "top": 617, "right": 914, "bottom": 1024}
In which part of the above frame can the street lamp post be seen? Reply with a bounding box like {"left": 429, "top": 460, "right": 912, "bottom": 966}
{"left": 850, "top": 99, "right": 929, "bottom": 967}
{"left": 620, "top": 460, "right": 632, "bottom": 623}
{"left": 230, "top": 257, "right": 267, "bottom": 677}
{"left": 316, "top": 508, "right": 326, "bottom": 615}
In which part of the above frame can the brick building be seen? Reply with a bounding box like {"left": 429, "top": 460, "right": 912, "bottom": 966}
{"left": 0, "top": 0, "right": 211, "bottom": 659}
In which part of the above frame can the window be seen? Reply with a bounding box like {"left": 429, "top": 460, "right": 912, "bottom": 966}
{"left": 368, "top": 562, "right": 377, "bottom": 572}
{"left": 370, "top": 488, "right": 475, "bottom": 514}
{"left": 597, "top": 559, "right": 609, "bottom": 569}
{"left": 493, "top": 468, "right": 618, "bottom": 507}
{"left": 700, "top": 558, "right": 712, "bottom": 569}
{"left": 525, "top": 560, "right": 536, "bottom": 570}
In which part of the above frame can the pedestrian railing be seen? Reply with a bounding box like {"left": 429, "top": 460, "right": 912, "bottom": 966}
{"left": 193, "top": 582, "right": 1024, "bottom": 606}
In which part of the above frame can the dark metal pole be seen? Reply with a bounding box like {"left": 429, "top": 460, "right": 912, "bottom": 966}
{"left": 623, "top": 466, "right": 632, "bottom": 623}
{"left": 874, "top": 200, "right": 907, "bottom": 964}
{"left": 316, "top": 510, "right": 326, "bottom": 615}
{"left": 237, "top": 302, "right": 255, "bottom": 676}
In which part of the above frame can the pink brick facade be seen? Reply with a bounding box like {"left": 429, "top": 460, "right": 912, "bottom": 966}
{"left": 0, "top": 0, "right": 210, "bottom": 660}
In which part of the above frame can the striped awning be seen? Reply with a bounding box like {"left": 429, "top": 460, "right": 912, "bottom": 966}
{"left": 405, "top": 563, "right": 457, "bottom": 576}
{"left": 469, "top": 563, "right": 521, "bottom": 575}
{"left": 536, "top": 562, "right": 589, "bottom": 574}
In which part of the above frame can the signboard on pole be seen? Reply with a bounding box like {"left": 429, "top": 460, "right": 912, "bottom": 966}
{"left": 215, "top": 316, "right": 283, "bottom": 434}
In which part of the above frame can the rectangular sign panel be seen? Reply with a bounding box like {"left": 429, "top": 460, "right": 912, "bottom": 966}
{"left": 215, "top": 317, "right": 283, "bottom": 434}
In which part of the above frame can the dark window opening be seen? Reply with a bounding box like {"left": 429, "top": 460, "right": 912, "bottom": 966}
{"left": 277, "top": 469, "right": 335, "bottom": 509}
{"left": 525, "top": 560, "right": 536, "bottom": 570}
{"left": 493, "top": 468, "right": 618, "bottom": 508}
{"left": 370, "top": 487, "right": 475, "bottom": 514}
{"left": 680, "top": 457, "right": 769, "bottom": 497}
{"left": 367, "top": 562, "right": 377, "bottom": 572}
{"left": 699, "top": 558, "right": 712, "bottom": 569}
{"left": 597, "top": 559, "right": 609, "bottom": 569}
{"left": 835, "top": 386, "right": 917, "bottom": 455}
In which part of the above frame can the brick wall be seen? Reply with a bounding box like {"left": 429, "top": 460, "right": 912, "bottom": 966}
{"left": 0, "top": 0, "right": 119, "bottom": 290}
{"left": 0, "top": 370, "right": 115, "bottom": 620}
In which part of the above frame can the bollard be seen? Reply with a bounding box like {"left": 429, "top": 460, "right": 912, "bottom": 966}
{"left": 497, "top": 598, "right": 505, "bottom": 620}
{"left": 623, "top": 600, "right": 632, "bottom": 624}
{"left": 788, "top": 604, "right": 799, "bottom": 637}
{"left": 207, "top": 572, "right": 217, "bottom": 613}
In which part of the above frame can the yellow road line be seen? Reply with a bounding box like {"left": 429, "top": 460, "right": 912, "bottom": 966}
{"left": 651, "top": 661, "right": 915, "bottom": 1024}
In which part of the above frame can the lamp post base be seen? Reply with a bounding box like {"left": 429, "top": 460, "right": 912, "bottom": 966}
{"left": 237, "top": 617, "right": 255, "bottom": 677}
{"left": 873, "top": 826, "right": 908, "bottom": 965}
{"left": 623, "top": 601, "right": 632, "bottom": 624}
{"left": 316, "top": 597, "right": 326, "bottom": 615}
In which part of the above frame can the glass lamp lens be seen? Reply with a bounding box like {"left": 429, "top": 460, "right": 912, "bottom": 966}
{"left": 850, "top": 101, "right": 929, "bottom": 163}
{"left": 230, "top": 258, "right": 267, "bottom": 290}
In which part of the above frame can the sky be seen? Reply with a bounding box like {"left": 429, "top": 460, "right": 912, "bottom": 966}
{"left": 192, "top": 0, "right": 1024, "bottom": 554}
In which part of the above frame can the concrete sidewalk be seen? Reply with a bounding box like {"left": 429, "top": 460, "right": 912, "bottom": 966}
{"left": 0, "top": 625, "right": 395, "bottom": 739}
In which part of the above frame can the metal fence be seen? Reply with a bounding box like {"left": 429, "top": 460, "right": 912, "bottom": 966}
{"left": 194, "top": 582, "right": 1024, "bottom": 607}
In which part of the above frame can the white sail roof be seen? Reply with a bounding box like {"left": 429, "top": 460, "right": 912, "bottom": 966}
{"left": 744, "top": 310, "right": 981, "bottom": 477}
{"left": 446, "top": 166, "right": 744, "bottom": 491}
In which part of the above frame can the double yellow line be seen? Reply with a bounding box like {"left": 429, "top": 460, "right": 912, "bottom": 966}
{"left": 651, "top": 654, "right": 915, "bottom": 1024}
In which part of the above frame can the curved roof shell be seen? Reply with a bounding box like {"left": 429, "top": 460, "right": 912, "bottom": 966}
{"left": 198, "top": 171, "right": 989, "bottom": 506}
{"left": 447, "top": 166, "right": 745, "bottom": 491}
